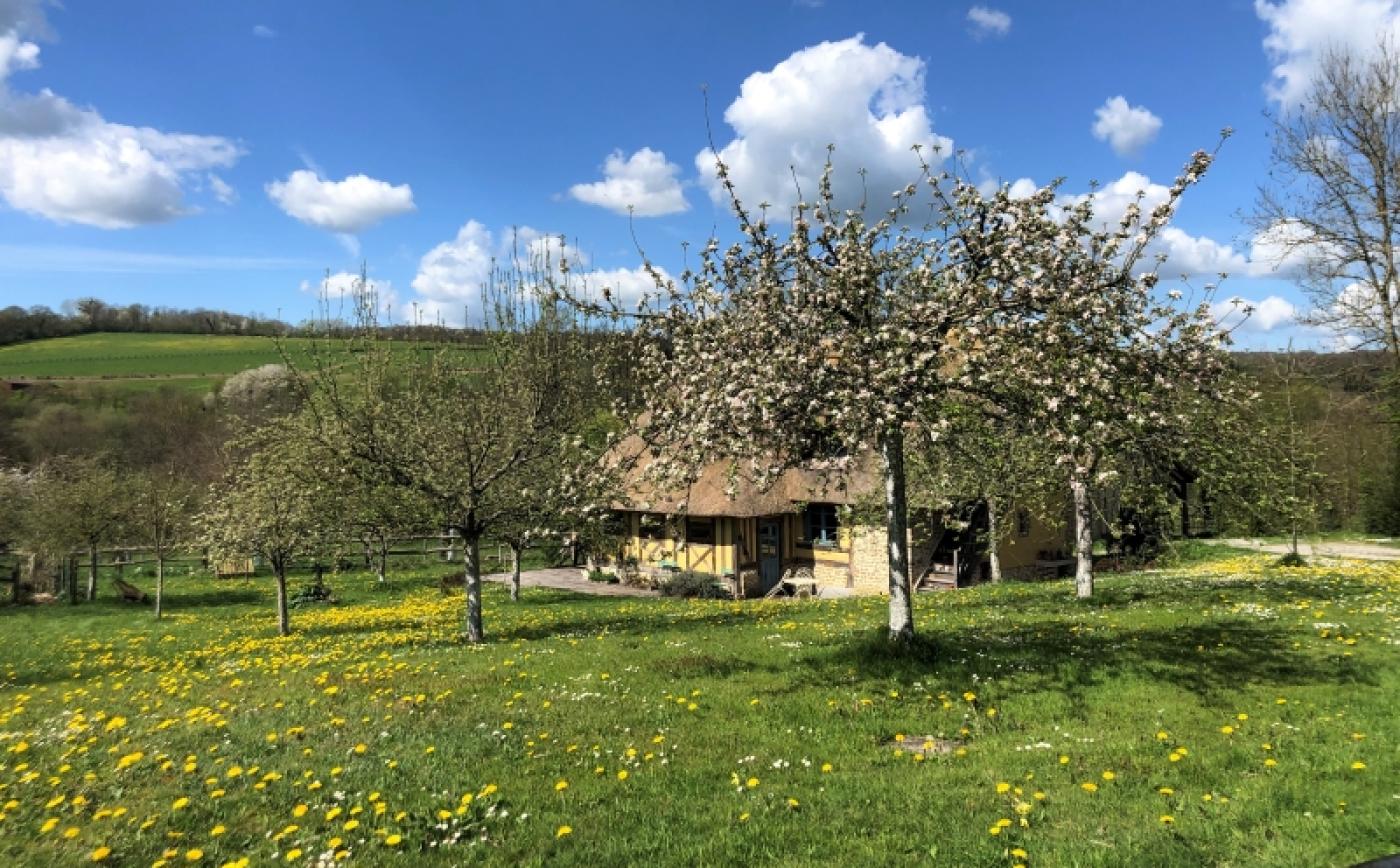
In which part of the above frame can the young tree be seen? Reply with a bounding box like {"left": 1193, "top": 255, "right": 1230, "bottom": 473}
{"left": 597, "top": 142, "right": 1224, "bottom": 635}
{"left": 23, "top": 455, "right": 128, "bottom": 602}
{"left": 129, "top": 468, "right": 199, "bottom": 619}
{"left": 907, "top": 401, "right": 1061, "bottom": 583}
{"left": 297, "top": 268, "right": 614, "bottom": 641}
{"left": 202, "top": 423, "right": 333, "bottom": 636}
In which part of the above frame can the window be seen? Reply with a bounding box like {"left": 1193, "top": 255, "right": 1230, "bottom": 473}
{"left": 639, "top": 513, "right": 668, "bottom": 540}
{"left": 1016, "top": 509, "right": 1032, "bottom": 538}
{"left": 685, "top": 517, "right": 714, "bottom": 544}
{"left": 803, "top": 503, "right": 841, "bottom": 547}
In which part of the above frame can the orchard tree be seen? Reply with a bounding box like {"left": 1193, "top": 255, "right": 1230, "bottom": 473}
{"left": 24, "top": 455, "right": 128, "bottom": 602}
{"left": 297, "top": 267, "right": 614, "bottom": 641}
{"left": 907, "top": 401, "right": 1061, "bottom": 583}
{"left": 130, "top": 468, "right": 199, "bottom": 619}
{"left": 202, "top": 423, "right": 334, "bottom": 636}
{"left": 589, "top": 140, "right": 1225, "bottom": 638}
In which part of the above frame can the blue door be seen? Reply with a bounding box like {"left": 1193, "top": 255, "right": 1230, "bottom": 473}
{"left": 758, "top": 519, "right": 781, "bottom": 594}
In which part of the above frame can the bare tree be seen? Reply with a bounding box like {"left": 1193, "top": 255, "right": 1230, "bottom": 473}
{"left": 1255, "top": 39, "right": 1400, "bottom": 367}
{"left": 129, "top": 469, "right": 199, "bottom": 618}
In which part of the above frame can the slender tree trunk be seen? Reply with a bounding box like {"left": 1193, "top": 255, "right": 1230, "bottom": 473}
{"left": 986, "top": 496, "right": 1002, "bottom": 583}
{"left": 154, "top": 553, "right": 165, "bottom": 619}
{"left": 275, "top": 564, "right": 290, "bottom": 637}
{"left": 376, "top": 536, "right": 388, "bottom": 584}
{"left": 86, "top": 543, "right": 98, "bottom": 601}
{"left": 880, "top": 428, "right": 915, "bottom": 643}
{"left": 509, "top": 543, "right": 521, "bottom": 602}
{"left": 1071, "top": 479, "right": 1094, "bottom": 599}
{"left": 464, "top": 532, "right": 484, "bottom": 642}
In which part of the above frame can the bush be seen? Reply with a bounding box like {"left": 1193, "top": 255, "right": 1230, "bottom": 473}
{"left": 289, "top": 581, "right": 337, "bottom": 607}
{"left": 659, "top": 570, "right": 725, "bottom": 599}
{"left": 587, "top": 569, "right": 619, "bottom": 584}
{"left": 1274, "top": 551, "right": 1308, "bottom": 568}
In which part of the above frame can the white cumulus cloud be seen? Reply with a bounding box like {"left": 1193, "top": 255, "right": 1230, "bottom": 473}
{"left": 1256, "top": 0, "right": 1400, "bottom": 105}
{"left": 1211, "top": 295, "right": 1298, "bottom": 331}
{"left": 966, "top": 6, "right": 1011, "bottom": 38}
{"left": 695, "top": 34, "right": 952, "bottom": 217}
{"left": 569, "top": 147, "right": 688, "bottom": 216}
{"left": 266, "top": 169, "right": 415, "bottom": 234}
{"left": 1091, "top": 96, "right": 1162, "bottom": 157}
{"left": 300, "top": 270, "right": 398, "bottom": 318}
{"left": 0, "top": 5, "right": 242, "bottom": 228}
{"left": 412, "top": 220, "right": 665, "bottom": 324}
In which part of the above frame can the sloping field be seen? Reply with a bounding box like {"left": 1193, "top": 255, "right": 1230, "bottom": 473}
{"left": 0, "top": 334, "right": 318, "bottom": 381}
{"left": 0, "top": 333, "right": 487, "bottom": 396}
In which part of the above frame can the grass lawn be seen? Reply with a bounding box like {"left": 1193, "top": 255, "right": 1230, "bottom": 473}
{"left": 0, "top": 553, "right": 1396, "bottom": 867}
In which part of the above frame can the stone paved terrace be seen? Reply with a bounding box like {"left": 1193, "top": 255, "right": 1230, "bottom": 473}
{"left": 482, "top": 567, "right": 660, "bottom": 597}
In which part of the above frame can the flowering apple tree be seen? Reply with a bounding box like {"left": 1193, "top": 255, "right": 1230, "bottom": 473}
{"left": 587, "top": 139, "right": 1233, "bottom": 636}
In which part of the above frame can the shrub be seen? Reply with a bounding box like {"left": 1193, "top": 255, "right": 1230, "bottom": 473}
{"left": 1274, "top": 551, "right": 1308, "bottom": 568}
{"left": 659, "top": 570, "right": 725, "bottom": 599}
{"left": 587, "top": 569, "right": 619, "bottom": 584}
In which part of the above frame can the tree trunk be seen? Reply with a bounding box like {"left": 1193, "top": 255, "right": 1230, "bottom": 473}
{"left": 376, "top": 536, "right": 388, "bottom": 584}
{"left": 506, "top": 546, "right": 523, "bottom": 599}
{"left": 154, "top": 554, "right": 165, "bottom": 619}
{"left": 86, "top": 543, "right": 98, "bottom": 601}
{"left": 275, "top": 565, "right": 290, "bottom": 637}
{"left": 464, "top": 533, "right": 484, "bottom": 642}
{"left": 1071, "top": 479, "right": 1094, "bottom": 599}
{"left": 880, "top": 428, "right": 915, "bottom": 642}
{"left": 986, "top": 496, "right": 1002, "bottom": 583}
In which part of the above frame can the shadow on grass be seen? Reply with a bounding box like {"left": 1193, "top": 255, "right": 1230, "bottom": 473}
{"left": 803, "top": 617, "right": 1371, "bottom": 705}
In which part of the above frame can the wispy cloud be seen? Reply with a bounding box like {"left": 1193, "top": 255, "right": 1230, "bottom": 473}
{"left": 0, "top": 245, "right": 313, "bottom": 273}
{"left": 252, "top": 24, "right": 277, "bottom": 39}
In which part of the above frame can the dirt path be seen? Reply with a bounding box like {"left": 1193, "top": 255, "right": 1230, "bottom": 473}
{"left": 481, "top": 567, "right": 659, "bottom": 597}
{"left": 1213, "top": 538, "right": 1400, "bottom": 561}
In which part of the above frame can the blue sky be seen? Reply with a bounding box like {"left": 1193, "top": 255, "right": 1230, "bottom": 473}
{"left": 0, "top": 0, "right": 1381, "bottom": 347}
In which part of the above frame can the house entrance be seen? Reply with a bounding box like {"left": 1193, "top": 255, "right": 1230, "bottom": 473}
{"left": 757, "top": 519, "right": 782, "bottom": 594}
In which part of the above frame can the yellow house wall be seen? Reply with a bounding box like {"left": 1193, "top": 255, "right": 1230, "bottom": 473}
{"left": 620, "top": 512, "right": 739, "bottom": 575}
{"left": 997, "top": 511, "right": 1068, "bottom": 571}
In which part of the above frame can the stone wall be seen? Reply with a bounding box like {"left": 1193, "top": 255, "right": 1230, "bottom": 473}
{"left": 849, "top": 525, "right": 891, "bottom": 594}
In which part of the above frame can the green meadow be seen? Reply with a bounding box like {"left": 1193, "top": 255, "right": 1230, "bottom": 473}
{"left": 0, "top": 333, "right": 489, "bottom": 397}
{"left": 0, "top": 551, "right": 1396, "bottom": 866}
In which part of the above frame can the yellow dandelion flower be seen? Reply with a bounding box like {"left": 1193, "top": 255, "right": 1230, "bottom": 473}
{"left": 555, "top": 780, "right": 569, "bottom": 792}
{"left": 91, "top": 846, "right": 111, "bottom": 862}
{"left": 384, "top": 835, "right": 402, "bottom": 847}
{"left": 556, "top": 825, "right": 572, "bottom": 839}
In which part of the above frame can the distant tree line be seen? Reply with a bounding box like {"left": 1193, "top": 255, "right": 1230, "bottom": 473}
{"left": 0, "top": 297, "right": 501, "bottom": 347}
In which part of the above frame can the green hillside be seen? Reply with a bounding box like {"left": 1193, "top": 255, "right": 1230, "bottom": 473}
{"left": 0, "top": 332, "right": 317, "bottom": 387}
{"left": 0, "top": 332, "right": 494, "bottom": 399}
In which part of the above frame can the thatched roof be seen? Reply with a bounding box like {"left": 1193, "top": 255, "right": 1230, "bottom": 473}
{"left": 608, "top": 434, "right": 879, "bottom": 518}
